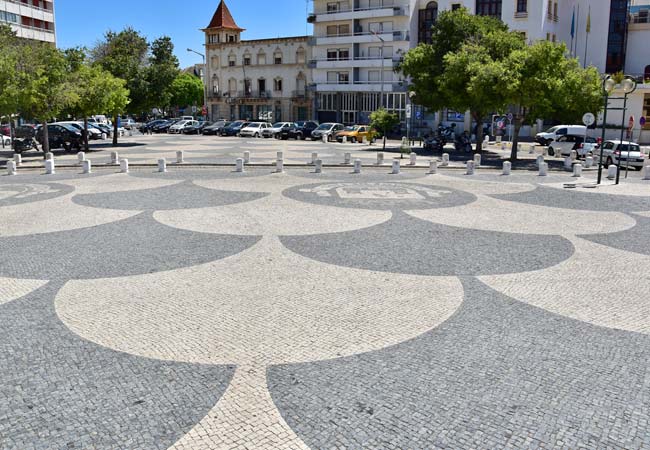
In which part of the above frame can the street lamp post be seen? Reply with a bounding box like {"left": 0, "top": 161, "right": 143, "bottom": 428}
{"left": 597, "top": 76, "right": 615, "bottom": 184}
{"left": 371, "top": 31, "right": 386, "bottom": 109}
{"left": 187, "top": 48, "right": 208, "bottom": 121}
{"left": 617, "top": 77, "right": 637, "bottom": 183}
{"left": 408, "top": 91, "right": 416, "bottom": 145}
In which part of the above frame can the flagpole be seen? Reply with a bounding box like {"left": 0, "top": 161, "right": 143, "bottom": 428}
{"left": 570, "top": 6, "right": 575, "bottom": 56}
{"left": 575, "top": 3, "right": 580, "bottom": 57}
{"left": 584, "top": 6, "right": 590, "bottom": 68}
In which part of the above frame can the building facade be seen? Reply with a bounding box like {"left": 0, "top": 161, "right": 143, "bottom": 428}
{"left": 203, "top": 0, "right": 313, "bottom": 123}
{"left": 0, "top": 0, "right": 55, "bottom": 44}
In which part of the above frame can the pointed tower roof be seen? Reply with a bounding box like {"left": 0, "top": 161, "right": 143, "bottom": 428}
{"left": 205, "top": 0, "right": 245, "bottom": 31}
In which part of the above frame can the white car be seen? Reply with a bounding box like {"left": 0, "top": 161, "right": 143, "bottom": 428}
{"left": 122, "top": 118, "right": 136, "bottom": 130}
{"left": 594, "top": 140, "right": 647, "bottom": 169}
{"left": 1, "top": 134, "right": 10, "bottom": 147}
{"left": 547, "top": 135, "right": 599, "bottom": 157}
{"left": 536, "top": 125, "right": 587, "bottom": 146}
{"left": 169, "top": 120, "right": 199, "bottom": 134}
{"left": 264, "top": 122, "right": 293, "bottom": 138}
{"left": 57, "top": 121, "right": 102, "bottom": 140}
{"left": 239, "top": 122, "right": 271, "bottom": 138}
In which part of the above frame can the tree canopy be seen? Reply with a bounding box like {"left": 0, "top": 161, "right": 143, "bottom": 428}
{"left": 170, "top": 73, "right": 204, "bottom": 112}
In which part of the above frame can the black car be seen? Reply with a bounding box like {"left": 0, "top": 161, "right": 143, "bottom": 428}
{"left": 221, "top": 121, "right": 248, "bottom": 136}
{"left": 36, "top": 124, "right": 83, "bottom": 152}
{"left": 183, "top": 121, "right": 211, "bottom": 135}
{"left": 139, "top": 119, "right": 166, "bottom": 134}
{"left": 153, "top": 120, "right": 181, "bottom": 133}
{"left": 202, "top": 120, "right": 230, "bottom": 135}
{"left": 288, "top": 121, "right": 319, "bottom": 140}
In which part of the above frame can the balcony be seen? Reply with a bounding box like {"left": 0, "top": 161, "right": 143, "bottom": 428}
{"left": 292, "top": 90, "right": 309, "bottom": 100}
{"left": 310, "top": 56, "right": 400, "bottom": 69}
{"left": 236, "top": 91, "right": 272, "bottom": 99}
{"left": 313, "top": 30, "right": 409, "bottom": 46}
{"left": 310, "top": 5, "right": 408, "bottom": 22}
{"left": 315, "top": 80, "right": 406, "bottom": 93}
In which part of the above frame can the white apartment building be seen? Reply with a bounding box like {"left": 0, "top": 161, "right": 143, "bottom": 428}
{"left": 0, "top": 0, "right": 55, "bottom": 44}
{"left": 203, "top": 0, "right": 313, "bottom": 123}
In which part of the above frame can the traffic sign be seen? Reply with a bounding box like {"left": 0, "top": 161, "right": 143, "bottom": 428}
{"left": 192, "top": 106, "right": 198, "bottom": 113}
{"left": 406, "top": 104, "right": 412, "bottom": 119}
{"left": 507, "top": 113, "right": 513, "bottom": 122}
{"left": 582, "top": 112, "right": 595, "bottom": 126}
{"left": 640, "top": 116, "right": 647, "bottom": 127}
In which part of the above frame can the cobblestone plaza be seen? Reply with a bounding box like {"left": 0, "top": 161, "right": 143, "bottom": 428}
{"left": 0, "top": 156, "right": 649, "bottom": 448}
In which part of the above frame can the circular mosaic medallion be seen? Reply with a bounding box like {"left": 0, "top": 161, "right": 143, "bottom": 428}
{"left": 0, "top": 183, "right": 73, "bottom": 207}
{"left": 283, "top": 182, "right": 476, "bottom": 210}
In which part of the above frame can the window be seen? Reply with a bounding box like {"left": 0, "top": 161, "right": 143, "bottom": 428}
{"left": 274, "top": 78, "right": 283, "bottom": 92}
{"left": 326, "top": 24, "right": 350, "bottom": 37}
{"left": 645, "top": 65, "right": 650, "bottom": 81}
{"left": 368, "top": 70, "right": 380, "bottom": 82}
{"left": 476, "top": 0, "right": 502, "bottom": 18}
{"left": 296, "top": 48, "right": 306, "bottom": 64}
{"left": 244, "top": 79, "right": 252, "bottom": 96}
{"left": 451, "top": 3, "right": 461, "bottom": 10}
{"left": 643, "top": 93, "right": 650, "bottom": 129}
{"left": 228, "top": 35, "right": 236, "bottom": 43}
{"left": 274, "top": 51, "right": 283, "bottom": 64}
{"left": 228, "top": 78, "right": 237, "bottom": 95}
{"left": 418, "top": 2, "right": 438, "bottom": 44}
{"left": 258, "top": 79, "right": 266, "bottom": 95}
{"left": 516, "top": 0, "right": 527, "bottom": 13}
{"left": 327, "top": 72, "right": 349, "bottom": 84}
{"left": 208, "top": 34, "right": 219, "bottom": 44}
{"left": 606, "top": 0, "right": 629, "bottom": 73}
{"left": 228, "top": 54, "right": 236, "bottom": 67}
{"left": 212, "top": 76, "right": 219, "bottom": 94}
{"left": 327, "top": 48, "right": 349, "bottom": 60}
{"left": 243, "top": 54, "right": 251, "bottom": 66}
{"left": 0, "top": 10, "right": 18, "bottom": 23}
{"left": 257, "top": 52, "right": 266, "bottom": 65}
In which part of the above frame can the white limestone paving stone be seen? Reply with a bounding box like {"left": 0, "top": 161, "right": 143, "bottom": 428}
{"left": 410, "top": 172, "right": 540, "bottom": 195}
{"left": 56, "top": 236, "right": 463, "bottom": 449}
{"left": 480, "top": 237, "right": 650, "bottom": 334}
{"left": 407, "top": 194, "right": 636, "bottom": 236}
{"left": 59, "top": 172, "right": 183, "bottom": 194}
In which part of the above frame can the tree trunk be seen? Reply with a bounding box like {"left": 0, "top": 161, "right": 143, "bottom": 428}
{"left": 473, "top": 112, "right": 483, "bottom": 153}
{"left": 9, "top": 119, "right": 15, "bottom": 151}
{"left": 112, "top": 114, "right": 119, "bottom": 147}
{"left": 42, "top": 120, "right": 50, "bottom": 157}
{"left": 510, "top": 117, "right": 523, "bottom": 162}
{"left": 83, "top": 117, "right": 89, "bottom": 152}
{"left": 383, "top": 135, "right": 386, "bottom": 152}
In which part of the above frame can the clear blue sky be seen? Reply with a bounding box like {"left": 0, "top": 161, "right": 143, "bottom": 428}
{"left": 55, "top": 0, "right": 313, "bottom": 68}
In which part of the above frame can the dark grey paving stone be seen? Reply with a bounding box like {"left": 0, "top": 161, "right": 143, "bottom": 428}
{"left": 268, "top": 278, "right": 650, "bottom": 450}
{"left": 0, "top": 282, "right": 234, "bottom": 450}
{"left": 491, "top": 185, "right": 650, "bottom": 212}
{"left": 72, "top": 180, "right": 266, "bottom": 211}
{"left": 0, "top": 212, "right": 260, "bottom": 280}
{"left": 283, "top": 182, "right": 476, "bottom": 211}
{"left": 280, "top": 212, "right": 573, "bottom": 275}
{"left": 0, "top": 182, "right": 73, "bottom": 207}
{"left": 580, "top": 214, "right": 650, "bottom": 256}
{"left": 128, "top": 169, "right": 273, "bottom": 180}
{"left": 289, "top": 170, "right": 431, "bottom": 182}
{"left": 443, "top": 171, "right": 576, "bottom": 184}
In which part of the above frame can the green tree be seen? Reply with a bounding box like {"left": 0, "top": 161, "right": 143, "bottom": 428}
{"left": 370, "top": 108, "right": 400, "bottom": 151}
{"left": 502, "top": 41, "right": 602, "bottom": 160}
{"left": 91, "top": 27, "right": 148, "bottom": 145}
{"left": 0, "top": 25, "right": 19, "bottom": 141}
{"left": 169, "top": 73, "right": 204, "bottom": 113}
{"left": 147, "top": 36, "right": 180, "bottom": 112}
{"left": 67, "top": 64, "right": 130, "bottom": 150}
{"left": 400, "top": 8, "right": 523, "bottom": 151}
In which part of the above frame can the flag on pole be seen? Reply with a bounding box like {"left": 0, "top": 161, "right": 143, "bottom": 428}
{"left": 541, "top": 0, "right": 548, "bottom": 31}
{"left": 571, "top": 7, "right": 576, "bottom": 39}
{"left": 586, "top": 7, "right": 591, "bottom": 33}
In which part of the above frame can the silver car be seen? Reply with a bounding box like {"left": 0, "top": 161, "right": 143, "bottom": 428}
{"left": 594, "top": 140, "right": 647, "bottom": 169}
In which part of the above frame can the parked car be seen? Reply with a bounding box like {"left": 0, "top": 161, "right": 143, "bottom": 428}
{"left": 221, "top": 121, "right": 248, "bottom": 137}
{"left": 93, "top": 122, "right": 112, "bottom": 137}
{"left": 292, "top": 121, "right": 319, "bottom": 140}
{"left": 1, "top": 124, "right": 10, "bottom": 136}
{"left": 594, "top": 140, "right": 646, "bottom": 169}
{"left": 240, "top": 122, "right": 271, "bottom": 138}
{"left": 535, "top": 125, "right": 587, "bottom": 146}
{"left": 182, "top": 121, "right": 209, "bottom": 135}
{"left": 153, "top": 120, "right": 181, "bottom": 133}
{"left": 169, "top": 120, "right": 199, "bottom": 134}
{"left": 202, "top": 120, "right": 230, "bottom": 135}
{"left": 335, "top": 125, "right": 376, "bottom": 143}
{"left": 1, "top": 133, "right": 11, "bottom": 147}
{"left": 547, "top": 135, "right": 599, "bottom": 157}
{"left": 264, "top": 122, "right": 293, "bottom": 138}
{"left": 311, "top": 123, "right": 345, "bottom": 141}
{"left": 121, "top": 118, "right": 136, "bottom": 130}
{"left": 36, "top": 123, "right": 83, "bottom": 152}
{"left": 139, "top": 119, "right": 166, "bottom": 134}
{"left": 57, "top": 121, "right": 102, "bottom": 140}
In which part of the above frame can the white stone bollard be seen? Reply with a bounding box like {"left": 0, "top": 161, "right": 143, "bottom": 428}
{"left": 539, "top": 162, "right": 548, "bottom": 176}
{"left": 536, "top": 155, "right": 545, "bottom": 167}
{"left": 570, "top": 150, "right": 577, "bottom": 161}
{"left": 529, "top": 144, "right": 536, "bottom": 154}
{"left": 392, "top": 159, "right": 401, "bottom": 174}
{"left": 353, "top": 159, "right": 362, "bottom": 174}
{"left": 7, "top": 160, "right": 16, "bottom": 175}
{"left": 474, "top": 153, "right": 481, "bottom": 167}
{"left": 321, "top": 133, "right": 328, "bottom": 143}
{"left": 120, "top": 159, "right": 129, "bottom": 173}
{"left": 235, "top": 158, "right": 244, "bottom": 173}
{"left": 362, "top": 136, "right": 368, "bottom": 145}
{"left": 277, "top": 151, "right": 283, "bottom": 161}
{"left": 45, "top": 159, "right": 55, "bottom": 175}
{"left": 376, "top": 152, "right": 384, "bottom": 165}
{"left": 344, "top": 153, "right": 351, "bottom": 165}
{"left": 503, "top": 161, "right": 512, "bottom": 175}
{"left": 642, "top": 164, "right": 650, "bottom": 180}
{"left": 409, "top": 152, "right": 417, "bottom": 165}
{"left": 176, "top": 151, "right": 184, "bottom": 164}
{"left": 585, "top": 156, "right": 594, "bottom": 168}
{"left": 82, "top": 159, "right": 92, "bottom": 174}
{"left": 158, "top": 158, "right": 167, "bottom": 173}
{"left": 342, "top": 135, "right": 347, "bottom": 143}
{"left": 45, "top": 152, "right": 53, "bottom": 161}
{"left": 484, "top": 135, "right": 489, "bottom": 145}
{"left": 441, "top": 153, "right": 450, "bottom": 166}
{"left": 428, "top": 160, "right": 438, "bottom": 174}
{"left": 607, "top": 165, "right": 618, "bottom": 180}
{"left": 276, "top": 158, "right": 284, "bottom": 173}
{"left": 243, "top": 151, "right": 250, "bottom": 163}
{"left": 13, "top": 153, "right": 21, "bottom": 166}
{"left": 311, "top": 152, "right": 318, "bottom": 164}
{"left": 77, "top": 152, "right": 85, "bottom": 163}
{"left": 572, "top": 163, "right": 583, "bottom": 177}
{"left": 564, "top": 157, "right": 573, "bottom": 170}
{"left": 466, "top": 160, "right": 475, "bottom": 175}
{"left": 314, "top": 159, "right": 323, "bottom": 173}
{"left": 110, "top": 151, "right": 119, "bottom": 164}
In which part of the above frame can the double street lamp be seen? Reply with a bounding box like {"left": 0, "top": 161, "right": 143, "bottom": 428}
{"left": 187, "top": 48, "right": 209, "bottom": 121}
{"left": 597, "top": 74, "right": 637, "bottom": 185}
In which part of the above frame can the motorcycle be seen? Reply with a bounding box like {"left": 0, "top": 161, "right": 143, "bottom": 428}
{"left": 11, "top": 137, "right": 39, "bottom": 154}
{"left": 423, "top": 134, "right": 444, "bottom": 152}
{"left": 437, "top": 125, "right": 455, "bottom": 144}
{"left": 454, "top": 133, "right": 472, "bottom": 153}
